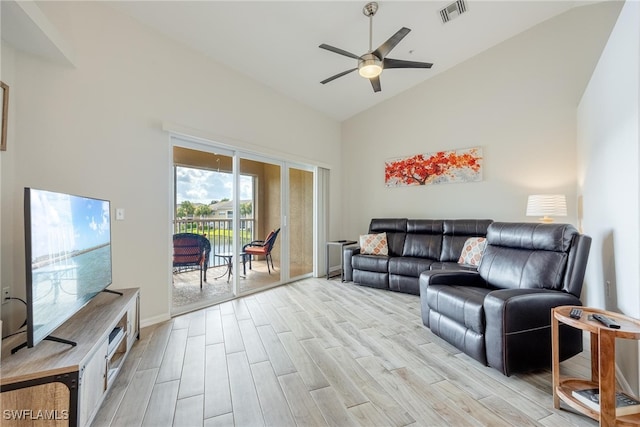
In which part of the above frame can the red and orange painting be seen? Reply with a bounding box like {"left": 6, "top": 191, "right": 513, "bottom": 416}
{"left": 385, "top": 147, "right": 483, "bottom": 187}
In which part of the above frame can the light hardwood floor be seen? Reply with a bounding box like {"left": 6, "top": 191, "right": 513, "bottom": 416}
{"left": 93, "top": 278, "right": 597, "bottom": 427}
{"left": 172, "top": 260, "right": 312, "bottom": 313}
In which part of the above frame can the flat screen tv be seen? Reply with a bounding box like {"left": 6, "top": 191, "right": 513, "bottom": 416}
{"left": 22, "top": 187, "right": 113, "bottom": 350}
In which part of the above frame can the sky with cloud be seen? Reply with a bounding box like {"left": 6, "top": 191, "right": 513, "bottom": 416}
{"left": 30, "top": 189, "right": 111, "bottom": 258}
{"left": 176, "top": 167, "right": 253, "bottom": 204}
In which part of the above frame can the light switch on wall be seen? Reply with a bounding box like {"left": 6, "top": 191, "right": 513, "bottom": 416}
{"left": 116, "top": 208, "right": 125, "bottom": 221}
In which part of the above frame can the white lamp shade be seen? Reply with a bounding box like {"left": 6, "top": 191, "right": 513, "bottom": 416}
{"left": 526, "top": 194, "right": 567, "bottom": 222}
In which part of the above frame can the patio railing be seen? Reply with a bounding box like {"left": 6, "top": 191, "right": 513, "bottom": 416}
{"left": 173, "top": 218, "right": 255, "bottom": 268}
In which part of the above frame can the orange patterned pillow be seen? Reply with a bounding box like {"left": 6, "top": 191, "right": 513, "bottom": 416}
{"left": 458, "top": 237, "right": 487, "bottom": 266}
{"left": 360, "top": 233, "right": 389, "bottom": 256}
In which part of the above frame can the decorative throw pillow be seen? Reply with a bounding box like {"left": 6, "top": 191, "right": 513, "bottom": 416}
{"left": 360, "top": 232, "right": 389, "bottom": 256}
{"left": 458, "top": 237, "right": 487, "bottom": 266}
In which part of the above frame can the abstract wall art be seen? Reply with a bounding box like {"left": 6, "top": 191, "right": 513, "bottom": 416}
{"left": 385, "top": 147, "right": 483, "bottom": 187}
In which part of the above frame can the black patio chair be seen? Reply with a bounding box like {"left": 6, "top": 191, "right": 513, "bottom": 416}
{"left": 243, "top": 228, "right": 280, "bottom": 274}
{"left": 172, "top": 233, "right": 211, "bottom": 288}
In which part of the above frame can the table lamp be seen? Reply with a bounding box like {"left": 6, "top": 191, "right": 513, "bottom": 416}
{"left": 526, "top": 194, "right": 567, "bottom": 223}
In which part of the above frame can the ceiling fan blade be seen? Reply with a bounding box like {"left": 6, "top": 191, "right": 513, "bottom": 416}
{"left": 319, "top": 44, "right": 361, "bottom": 60}
{"left": 370, "top": 76, "right": 381, "bottom": 93}
{"left": 373, "top": 27, "right": 411, "bottom": 59}
{"left": 383, "top": 58, "right": 433, "bottom": 69}
{"left": 320, "top": 68, "right": 357, "bottom": 85}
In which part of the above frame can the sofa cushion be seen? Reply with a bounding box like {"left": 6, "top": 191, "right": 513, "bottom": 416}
{"left": 440, "top": 219, "right": 493, "bottom": 262}
{"left": 389, "top": 274, "right": 421, "bottom": 295}
{"left": 402, "top": 220, "right": 443, "bottom": 258}
{"left": 369, "top": 218, "right": 407, "bottom": 256}
{"left": 353, "top": 270, "right": 389, "bottom": 289}
{"left": 428, "top": 311, "right": 487, "bottom": 365}
{"left": 479, "top": 247, "right": 568, "bottom": 291}
{"left": 370, "top": 218, "right": 407, "bottom": 233}
{"left": 406, "top": 219, "right": 444, "bottom": 234}
{"left": 402, "top": 234, "right": 442, "bottom": 259}
{"left": 458, "top": 237, "right": 487, "bottom": 267}
{"left": 389, "top": 257, "right": 435, "bottom": 277}
{"left": 352, "top": 254, "right": 389, "bottom": 273}
{"left": 360, "top": 233, "right": 389, "bottom": 255}
{"left": 426, "top": 285, "right": 491, "bottom": 334}
{"left": 485, "top": 222, "right": 575, "bottom": 252}
{"left": 479, "top": 223, "right": 577, "bottom": 291}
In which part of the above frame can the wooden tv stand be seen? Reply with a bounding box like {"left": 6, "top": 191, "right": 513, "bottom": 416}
{"left": 1, "top": 288, "right": 139, "bottom": 427}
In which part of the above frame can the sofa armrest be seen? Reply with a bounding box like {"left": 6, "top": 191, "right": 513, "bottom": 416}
{"left": 342, "top": 244, "right": 360, "bottom": 282}
{"left": 419, "top": 270, "right": 485, "bottom": 287}
{"left": 484, "top": 288, "right": 581, "bottom": 331}
{"left": 484, "top": 289, "right": 582, "bottom": 375}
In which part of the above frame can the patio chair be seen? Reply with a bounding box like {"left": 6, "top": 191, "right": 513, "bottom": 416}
{"left": 243, "top": 228, "right": 280, "bottom": 274}
{"left": 173, "top": 233, "right": 211, "bottom": 288}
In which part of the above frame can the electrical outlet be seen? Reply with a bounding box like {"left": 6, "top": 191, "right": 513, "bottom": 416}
{"left": 2, "top": 287, "right": 9, "bottom": 304}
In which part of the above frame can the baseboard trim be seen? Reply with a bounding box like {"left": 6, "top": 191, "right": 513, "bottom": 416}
{"left": 141, "top": 313, "right": 171, "bottom": 328}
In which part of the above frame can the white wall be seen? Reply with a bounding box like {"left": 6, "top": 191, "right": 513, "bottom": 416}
{"left": 341, "top": 2, "right": 621, "bottom": 236}
{"left": 0, "top": 2, "right": 341, "bottom": 332}
{"left": 0, "top": 42, "right": 18, "bottom": 334}
{"left": 577, "top": 1, "right": 640, "bottom": 393}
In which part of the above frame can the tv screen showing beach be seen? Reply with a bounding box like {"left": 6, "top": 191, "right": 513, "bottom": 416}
{"left": 26, "top": 188, "right": 112, "bottom": 347}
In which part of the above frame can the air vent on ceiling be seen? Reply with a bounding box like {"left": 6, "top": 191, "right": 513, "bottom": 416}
{"left": 440, "top": 0, "right": 467, "bottom": 24}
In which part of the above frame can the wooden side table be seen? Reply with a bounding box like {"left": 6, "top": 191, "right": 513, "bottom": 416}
{"left": 552, "top": 306, "right": 640, "bottom": 426}
{"left": 325, "top": 240, "right": 357, "bottom": 281}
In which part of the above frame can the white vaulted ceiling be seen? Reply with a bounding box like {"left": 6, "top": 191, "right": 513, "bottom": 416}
{"left": 109, "top": 1, "right": 595, "bottom": 120}
{"left": 2, "top": 1, "right": 608, "bottom": 121}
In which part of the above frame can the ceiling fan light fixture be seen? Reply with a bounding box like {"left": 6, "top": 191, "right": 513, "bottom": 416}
{"left": 358, "top": 55, "right": 382, "bottom": 78}
{"left": 359, "top": 63, "right": 382, "bottom": 79}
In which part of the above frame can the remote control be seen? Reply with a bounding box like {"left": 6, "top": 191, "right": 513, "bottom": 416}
{"left": 592, "top": 313, "right": 621, "bottom": 329}
{"left": 569, "top": 308, "right": 582, "bottom": 319}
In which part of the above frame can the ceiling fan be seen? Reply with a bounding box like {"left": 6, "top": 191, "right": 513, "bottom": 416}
{"left": 319, "top": 2, "right": 433, "bottom": 93}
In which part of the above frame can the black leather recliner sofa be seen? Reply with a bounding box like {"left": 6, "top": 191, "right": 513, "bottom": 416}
{"left": 343, "top": 218, "right": 493, "bottom": 295}
{"left": 420, "top": 222, "right": 592, "bottom": 375}
{"left": 343, "top": 218, "right": 592, "bottom": 375}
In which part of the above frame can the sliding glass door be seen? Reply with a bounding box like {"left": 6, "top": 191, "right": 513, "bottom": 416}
{"left": 172, "top": 146, "right": 237, "bottom": 313}
{"left": 171, "top": 137, "right": 316, "bottom": 314}
{"left": 238, "top": 157, "right": 282, "bottom": 294}
{"left": 288, "top": 166, "right": 314, "bottom": 279}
